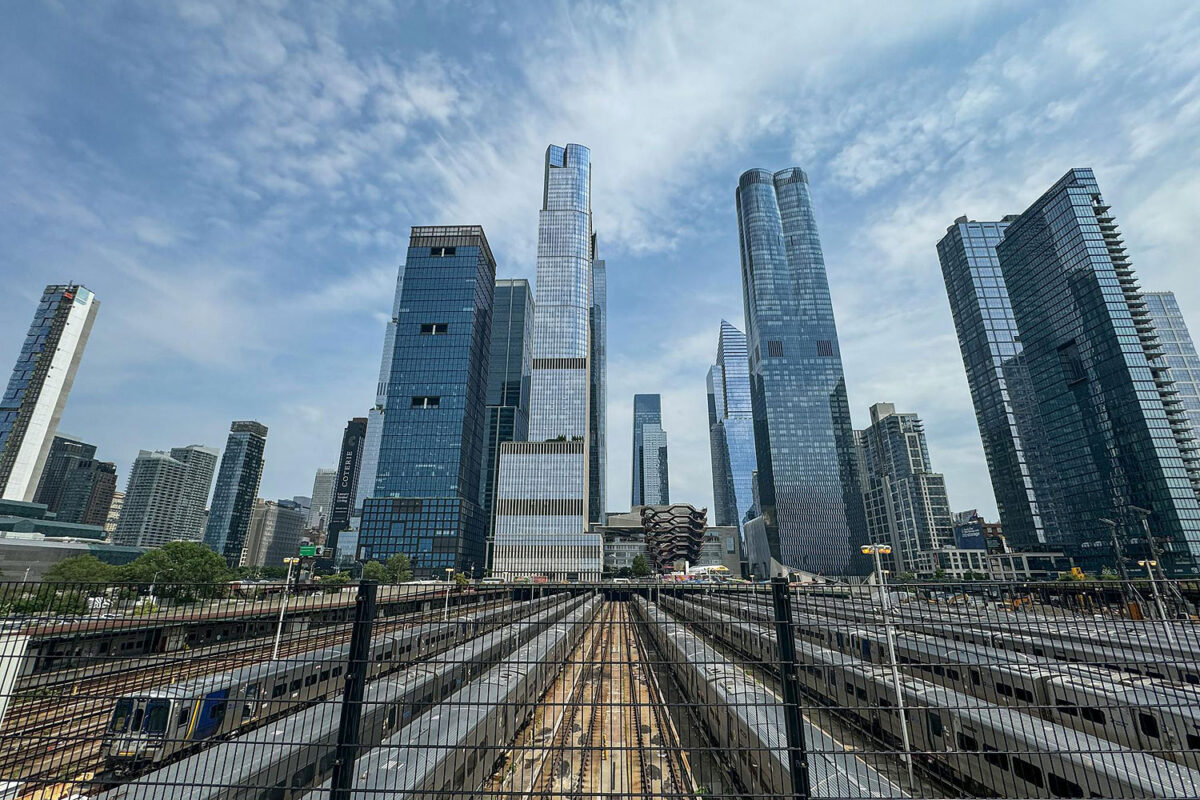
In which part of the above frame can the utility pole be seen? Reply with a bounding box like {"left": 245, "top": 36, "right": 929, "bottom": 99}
{"left": 862, "top": 544, "right": 914, "bottom": 786}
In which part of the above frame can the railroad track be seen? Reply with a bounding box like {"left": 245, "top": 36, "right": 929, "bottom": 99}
{"left": 490, "top": 601, "right": 692, "bottom": 799}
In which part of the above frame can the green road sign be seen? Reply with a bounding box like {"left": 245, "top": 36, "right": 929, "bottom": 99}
{"left": 299, "top": 545, "right": 317, "bottom": 557}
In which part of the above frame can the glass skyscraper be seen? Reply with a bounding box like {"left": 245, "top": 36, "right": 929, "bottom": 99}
{"left": 203, "top": 420, "right": 268, "bottom": 566}
{"left": 631, "top": 394, "right": 668, "bottom": 506}
{"left": 735, "top": 167, "right": 868, "bottom": 575}
{"left": 707, "top": 320, "right": 758, "bottom": 549}
{"left": 359, "top": 226, "right": 495, "bottom": 578}
{"left": 589, "top": 259, "right": 607, "bottom": 525}
{"left": 482, "top": 279, "right": 534, "bottom": 550}
{"left": 0, "top": 284, "right": 100, "bottom": 502}
{"left": 996, "top": 168, "right": 1200, "bottom": 576}
{"left": 937, "top": 217, "right": 1063, "bottom": 550}
{"left": 493, "top": 144, "right": 603, "bottom": 580}
{"left": 856, "top": 402, "right": 952, "bottom": 573}
{"left": 1144, "top": 292, "right": 1200, "bottom": 436}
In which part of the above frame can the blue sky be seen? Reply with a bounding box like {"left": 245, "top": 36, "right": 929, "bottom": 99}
{"left": 3, "top": 1, "right": 1199, "bottom": 520}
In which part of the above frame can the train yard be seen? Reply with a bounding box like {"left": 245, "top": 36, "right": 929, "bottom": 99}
{"left": 1, "top": 582, "right": 1199, "bottom": 799}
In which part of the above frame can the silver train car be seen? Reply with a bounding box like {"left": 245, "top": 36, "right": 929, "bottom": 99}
{"left": 661, "top": 593, "right": 1200, "bottom": 798}
{"left": 313, "top": 596, "right": 602, "bottom": 799}
{"left": 97, "top": 593, "right": 593, "bottom": 800}
{"left": 101, "top": 591, "right": 565, "bottom": 773}
{"left": 633, "top": 597, "right": 907, "bottom": 799}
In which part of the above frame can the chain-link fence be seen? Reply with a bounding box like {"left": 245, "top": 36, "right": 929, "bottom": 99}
{"left": 1, "top": 577, "right": 1198, "bottom": 799}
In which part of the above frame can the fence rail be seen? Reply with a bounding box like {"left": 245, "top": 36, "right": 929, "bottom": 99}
{"left": 0, "top": 577, "right": 1197, "bottom": 799}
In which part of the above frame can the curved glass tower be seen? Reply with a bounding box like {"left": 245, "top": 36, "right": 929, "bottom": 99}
{"left": 735, "top": 168, "right": 867, "bottom": 575}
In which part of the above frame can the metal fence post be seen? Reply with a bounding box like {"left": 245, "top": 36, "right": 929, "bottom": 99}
{"left": 331, "top": 580, "right": 378, "bottom": 799}
{"left": 771, "top": 576, "right": 810, "bottom": 799}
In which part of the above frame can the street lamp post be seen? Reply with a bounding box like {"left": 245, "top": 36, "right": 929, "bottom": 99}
{"left": 1138, "top": 560, "right": 1174, "bottom": 645}
{"left": 862, "top": 543, "right": 913, "bottom": 786}
{"left": 443, "top": 568, "right": 454, "bottom": 621}
{"left": 273, "top": 558, "right": 299, "bottom": 661}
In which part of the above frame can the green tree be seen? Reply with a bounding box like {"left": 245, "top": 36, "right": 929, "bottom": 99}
{"left": 631, "top": 555, "right": 652, "bottom": 578}
{"left": 386, "top": 554, "right": 413, "bottom": 584}
{"left": 44, "top": 555, "right": 119, "bottom": 585}
{"left": 321, "top": 572, "right": 351, "bottom": 588}
{"left": 360, "top": 561, "right": 389, "bottom": 582}
{"left": 121, "top": 542, "right": 231, "bottom": 600}
{"left": 454, "top": 571, "right": 469, "bottom": 590}
{"left": 616, "top": 567, "right": 633, "bottom": 579}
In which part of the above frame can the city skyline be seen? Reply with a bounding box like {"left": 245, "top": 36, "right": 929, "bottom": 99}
{"left": 3, "top": 3, "right": 1200, "bottom": 525}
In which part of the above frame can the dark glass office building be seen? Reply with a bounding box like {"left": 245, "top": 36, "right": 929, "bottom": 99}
{"left": 997, "top": 168, "right": 1200, "bottom": 576}
{"left": 326, "top": 417, "right": 367, "bottom": 561}
{"left": 937, "top": 217, "right": 1064, "bottom": 550}
{"left": 359, "top": 226, "right": 495, "bottom": 578}
{"left": 203, "top": 421, "right": 268, "bottom": 566}
{"left": 631, "top": 394, "right": 665, "bottom": 507}
{"left": 482, "top": 279, "right": 534, "bottom": 547}
{"left": 589, "top": 259, "right": 607, "bottom": 525}
{"left": 736, "top": 167, "right": 867, "bottom": 575}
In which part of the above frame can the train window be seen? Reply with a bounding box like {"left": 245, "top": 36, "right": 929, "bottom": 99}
{"left": 1139, "top": 713, "right": 1160, "bottom": 738}
{"left": 144, "top": 700, "right": 171, "bottom": 734}
{"left": 177, "top": 707, "right": 190, "bottom": 727}
{"left": 332, "top": 668, "right": 343, "bottom": 678}
{"left": 1147, "top": 670, "right": 1165, "bottom": 680}
{"left": 1015, "top": 688, "right": 1034, "bottom": 702}
{"left": 855, "top": 687, "right": 867, "bottom": 701}
{"left": 957, "top": 731, "right": 978, "bottom": 751}
{"left": 983, "top": 745, "right": 1009, "bottom": 770}
{"left": 1048, "top": 772, "right": 1084, "bottom": 798}
{"left": 1080, "top": 707, "right": 1106, "bottom": 725}
{"left": 320, "top": 670, "right": 331, "bottom": 682}
{"left": 272, "top": 684, "right": 286, "bottom": 698}
{"left": 1055, "top": 699, "right": 1078, "bottom": 716}
{"left": 926, "top": 711, "right": 944, "bottom": 738}
{"left": 1013, "top": 757, "right": 1044, "bottom": 788}
{"left": 996, "top": 682, "right": 1014, "bottom": 697}
{"left": 947, "top": 668, "right": 960, "bottom": 681}
{"left": 845, "top": 682, "right": 854, "bottom": 696}
{"left": 1186, "top": 733, "right": 1200, "bottom": 750}
{"left": 970, "top": 669, "right": 981, "bottom": 686}
{"left": 933, "top": 665, "right": 945, "bottom": 677}
{"left": 1185, "top": 673, "right": 1199, "bottom": 685}
{"left": 109, "top": 699, "right": 134, "bottom": 732}
{"left": 289, "top": 679, "right": 302, "bottom": 692}
{"left": 304, "top": 675, "right": 317, "bottom": 687}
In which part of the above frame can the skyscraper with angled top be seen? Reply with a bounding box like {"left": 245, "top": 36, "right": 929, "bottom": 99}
{"left": 0, "top": 284, "right": 100, "bottom": 503}
{"left": 204, "top": 421, "right": 268, "bottom": 566}
{"left": 493, "top": 144, "right": 603, "bottom": 580}
{"left": 735, "top": 167, "right": 868, "bottom": 576}
{"left": 707, "top": 320, "right": 758, "bottom": 549}
{"left": 995, "top": 168, "right": 1200, "bottom": 577}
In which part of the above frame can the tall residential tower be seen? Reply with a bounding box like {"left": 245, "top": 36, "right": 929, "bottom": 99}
{"left": 0, "top": 285, "right": 99, "bottom": 502}
{"left": 203, "top": 421, "right": 268, "bottom": 566}
{"left": 735, "top": 168, "right": 867, "bottom": 575}
{"left": 113, "top": 445, "right": 218, "bottom": 548}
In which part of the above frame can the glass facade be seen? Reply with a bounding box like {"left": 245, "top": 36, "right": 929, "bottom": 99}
{"left": 996, "top": 168, "right": 1200, "bottom": 576}
{"left": 631, "top": 394, "right": 664, "bottom": 507}
{"left": 937, "top": 217, "right": 1063, "bottom": 550}
{"left": 589, "top": 259, "right": 607, "bottom": 525}
{"left": 639, "top": 422, "right": 669, "bottom": 505}
{"left": 358, "top": 226, "right": 495, "bottom": 578}
{"left": 0, "top": 284, "right": 99, "bottom": 502}
{"left": 707, "top": 320, "right": 759, "bottom": 552}
{"left": 735, "top": 168, "right": 868, "bottom": 575}
{"left": 1144, "top": 292, "right": 1200, "bottom": 436}
{"left": 482, "top": 279, "right": 534, "bottom": 545}
{"left": 493, "top": 144, "right": 602, "bottom": 580}
{"left": 203, "top": 421, "right": 268, "bottom": 566}
{"left": 856, "top": 403, "right": 952, "bottom": 573}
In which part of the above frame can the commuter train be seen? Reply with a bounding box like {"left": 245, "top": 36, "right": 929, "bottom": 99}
{"left": 658, "top": 593, "right": 1200, "bottom": 798}
{"left": 101, "top": 591, "right": 565, "bottom": 773}
{"left": 97, "top": 594, "right": 600, "bottom": 800}
{"left": 97, "top": 594, "right": 596, "bottom": 799}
